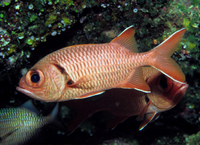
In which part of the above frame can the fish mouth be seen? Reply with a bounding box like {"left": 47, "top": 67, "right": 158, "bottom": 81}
{"left": 16, "top": 86, "right": 44, "bottom": 101}
{"left": 172, "top": 83, "right": 189, "bottom": 105}
{"left": 153, "top": 83, "right": 189, "bottom": 111}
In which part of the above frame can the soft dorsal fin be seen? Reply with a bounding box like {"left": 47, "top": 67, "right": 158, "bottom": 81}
{"left": 110, "top": 25, "right": 138, "bottom": 52}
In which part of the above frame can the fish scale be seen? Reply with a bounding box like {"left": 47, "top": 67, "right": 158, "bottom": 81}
{"left": 60, "top": 67, "right": 134, "bottom": 100}
{"left": 0, "top": 101, "right": 58, "bottom": 145}
{"left": 77, "top": 69, "right": 128, "bottom": 89}
{"left": 17, "top": 26, "right": 186, "bottom": 102}
{"left": 51, "top": 44, "right": 134, "bottom": 84}
{"left": 0, "top": 108, "right": 48, "bottom": 128}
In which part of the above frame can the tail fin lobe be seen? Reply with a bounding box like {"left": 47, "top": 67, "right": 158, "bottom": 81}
{"left": 149, "top": 28, "right": 186, "bottom": 83}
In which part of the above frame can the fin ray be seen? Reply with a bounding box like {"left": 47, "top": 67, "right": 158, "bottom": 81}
{"left": 139, "top": 112, "right": 157, "bottom": 131}
{"left": 136, "top": 101, "right": 151, "bottom": 121}
{"left": 0, "top": 126, "right": 18, "bottom": 139}
{"left": 149, "top": 28, "right": 186, "bottom": 83}
{"left": 110, "top": 25, "right": 138, "bottom": 52}
{"left": 75, "top": 91, "right": 105, "bottom": 99}
{"left": 20, "top": 100, "right": 40, "bottom": 115}
{"left": 121, "top": 68, "right": 151, "bottom": 93}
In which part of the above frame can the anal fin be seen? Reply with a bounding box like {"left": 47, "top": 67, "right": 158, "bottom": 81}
{"left": 121, "top": 68, "right": 151, "bottom": 93}
{"left": 75, "top": 91, "right": 105, "bottom": 99}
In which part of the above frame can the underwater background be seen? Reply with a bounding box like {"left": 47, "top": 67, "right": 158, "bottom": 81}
{"left": 0, "top": 0, "right": 200, "bottom": 144}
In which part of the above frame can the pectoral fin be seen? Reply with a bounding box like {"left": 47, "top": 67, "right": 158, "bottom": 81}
{"left": 149, "top": 113, "right": 160, "bottom": 123}
{"left": 139, "top": 112, "right": 158, "bottom": 131}
{"left": 136, "top": 99, "right": 161, "bottom": 131}
{"left": 67, "top": 75, "right": 94, "bottom": 89}
{"left": 67, "top": 77, "right": 85, "bottom": 88}
{"left": 139, "top": 112, "right": 160, "bottom": 131}
{"left": 121, "top": 68, "right": 151, "bottom": 93}
{"left": 136, "top": 100, "right": 151, "bottom": 121}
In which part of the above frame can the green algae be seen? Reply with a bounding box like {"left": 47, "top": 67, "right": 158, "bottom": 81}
{"left": 62, "top": 17, "right": 71, "bottom": 25}
{"left": 30, "top": 14, "right": 38, "bottom": 23}
{"left": 0, "top": 0, "right": 11, "bottom": 7}
{"left": 45, "top": 13, "right": 57, "bottom": 26}
{"left": 186, "top": 131, "right": 200, "bottom": 145}
{"left": 26, "top": 37, "right": 34, "bottom": 45}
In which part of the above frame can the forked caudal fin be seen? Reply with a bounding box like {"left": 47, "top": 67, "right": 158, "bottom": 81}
{"left": 149, "top": 28, "right": 186, "bottom": 83}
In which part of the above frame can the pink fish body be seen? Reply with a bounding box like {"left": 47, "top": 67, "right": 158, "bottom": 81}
{"left": 16, "top": 26, "right": 186, "bottom": 102}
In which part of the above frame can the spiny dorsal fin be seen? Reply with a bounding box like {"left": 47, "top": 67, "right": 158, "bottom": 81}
{"left": 110, "top": 25, "right": 138, "bottom": 52}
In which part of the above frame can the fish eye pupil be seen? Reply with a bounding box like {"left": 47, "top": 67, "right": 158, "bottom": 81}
{"left": 159, "top": 75, "right": 168, "bottom": 89}
{"left": 31, "top": 73, "right": 40, "bottom": 83}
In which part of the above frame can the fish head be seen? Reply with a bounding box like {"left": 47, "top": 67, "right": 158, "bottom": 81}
{"left": 16, "top": 62, "right": 66, "bottom": 102}
{"left": 146, "top": 72, "right": 188, "bottom": 112}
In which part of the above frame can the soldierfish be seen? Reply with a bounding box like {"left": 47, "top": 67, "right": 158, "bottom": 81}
{"left": 0, "top": 100, "right": 58, "bottom": 145}
{"left": 16, "top": 26, "right": 186, "bottom": 102}
{"left": 61, "top": 67, "right": 188, "bottom": 133}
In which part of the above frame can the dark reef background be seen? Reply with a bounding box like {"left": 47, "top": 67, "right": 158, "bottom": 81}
{"left": 0, "top": 0, "right": 200, "bottom": 144}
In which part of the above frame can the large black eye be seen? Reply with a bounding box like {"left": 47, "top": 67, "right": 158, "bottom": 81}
{"left": 159, "top": 75, "right": 168, "bottom": 90}
{"left": 26, "top": 69, "right": 44, "bottom": 87}
{"left": 158, "top": 75, "right": 173, "bottom": 92}
{"left": 31, "top": 73, "right": 40, "bottom": 83}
